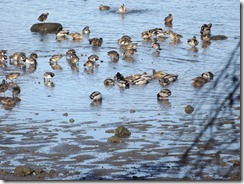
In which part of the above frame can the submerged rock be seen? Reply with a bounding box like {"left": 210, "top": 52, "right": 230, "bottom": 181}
{"left": 107, "top": 135, "right": 123, "bottom": 143}
{"left": 115, "top": 126, "right": 131, "bottom": 137}
{"left": 14, "top": 166, "right": 34, "bottom": 176}
{"left": 30, "top": 23, "right": 63, "bottom": 33}
{"left": 185, "top": 105, "right": 194, "bottom": 114}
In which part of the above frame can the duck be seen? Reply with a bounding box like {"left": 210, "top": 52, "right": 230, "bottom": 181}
{"left": 1, "top": 97, "right": 16, "bottom": 106}
{"left": 25, "top": 57, "right": 37, "bottom": 65}
{"left": 141, "top": 30, "right": 152, "bottom": 39}
{"left": 104, "top": 78, "right": 115, "bottom": 86}
{"left": 44, "top": 72, "right": 55, "bottom": 82}
{"left": 70, "top": 32, "right": 83, "bottom": 40}
{"left": 89, "top": 91, "right": 102, "bottom": 101}
{"left": 56, "top": 27, "right": 69, "bottom": 38}
{"left": 82, "top": 26, "right": 90, "bottom": 34}
{"left": 12, "top": 86, "right": 21, "bottom": 97}
{"left": 200, "top": 23, "right": 212, "bottom": 36}
{"left": 151, "top": 42, "right": 161, "bottom": 50}
{"left": 192, "top": 72, "right": 213, "bottom": 87}
{"left": 159, "top": 74, "right": 178, "bottom": 86}
{"left": 166, "top": 30, "right": 183, "bottom": 41}
{"left": 122, "top": 49, "right": 137, "bottom": 57}
{"left": 120, "top": 43, "right": 138, "bottom": 50}
{"left": 0, "top": 79, "right": 8, "bottom": 96}
{"left": 38, "top": 13, "right": 49, "bottom": 23}
{"left": 118, "top": 36, "right": 132, "bottom": 46}
{"left": 188, "top": 36, "right": 199, "bottom": 47}
{"left": 88, "top": 37, "right": 103, "bottom": 47}
{"left": 157, "top": 89, "right": 171, "bottom": 100}
{"left": 118, "top": 79, "right": 130, "bottom": 88}
{"left": 99, "top": 5, "right": 110, "bottom": 10}
{"left": 152, "top": 69, "right": 168, "bottom": 79}
{"left": 83, "top": 60, "right": 97, "bottom": 69}
{"left": 88, "top": 54, "right": 99, "bottom": 62}
{"left": 9, "top": 52, "right": 27, "bottom": 62}
{"left": 69, "top": 54, "right": 79, "bottom": 64}
{"left": 164, "top": 13, "right": 173, "bottom": 24}
{"left": 132, "top": 78, "right": 149, "bottom": 85}
{"left": 107, "top": 50, "right": 119, "bottom": 61}
{"left": 118, "top": 4, "right": 126, "bottom": 13}
{"left": 0, "top": 55, "right": 7, "bottom": 62}
{"left": 50, "top": 54, "right": 63, "bottom": 63}
{"left": 6, "top": 72, "right": 20, "bottom": 82}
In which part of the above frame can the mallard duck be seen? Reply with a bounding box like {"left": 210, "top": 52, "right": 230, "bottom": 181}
{"left": 151, "top": 42, "right": 161, "bottom": 50}
{"left": 159, "top": 74, "right": 178, "bottom": 86}
{"left": 89, "top": 91, "right": 102, "bottom": 101}
{"left": 70, "top": 32, "right": 83, "bottom": 40}
{"left": 99, "top": 5, "right": 110, "bottom": 10}
{"left": 82, "top": 26, "right": 90, "bottom": 34}
{"left": 88, "top": 54, "right": 99, "bottom": 62}
{"left": 50, "top": 54, "right": 63, "bottom": 63}
{"left": 1, "top": 97, "right": 16, "bottom": 106}
{"left": 88, "top": 38, "right": 103, "bottom": 47}
{"left": 6, "top": 72, "right": 20, "bottom": 82}
{"left": 0, "top": 79, "right": 8, "bottom": 96}
{"left": 107, "top": 50, "right": 119, "bottom": 60}
{"left": 44, "top": 71, "right": 55, "bottom": 82}
{"left": 38, "top": 13, "right": 49, "bottom": 23}
{"left": 152, "top": 69, "right": 167, "bottom": 79}
{"left": 114, "top": 72, "right": 125, "bottom": 81}
{"left": 104, "top": 78, "right": 115, "bottom": 86}
{"left": 0, "top": 55, "right": 7, "bottom": 62}
{"left": 56, "top": 27, "right": 69, "bottom": 38}
{"left": 200, "top": 23, "right": 212, "bottom": 36}
{"left": 202, "top": 72, "right": 214, "bottom": 80}
{"left": 188, "top": 36, "right": 199, "bottom": 47}
{"left": 164, "top": 13, "right": 173, "bottom": 24}
{"left": 166, "top": 30, "right": 183, "bottom": 41}
{"left": 118, "top": 79, "right": 130, "bottom": 88}
{"left": 12, "top": 86, "right": 21, "bottom": 97}
{"left": 157, "top": 89, "right": 171, "bottom": 100}
{"left": 119, "top": 4, "right": 126, "bottom": 13}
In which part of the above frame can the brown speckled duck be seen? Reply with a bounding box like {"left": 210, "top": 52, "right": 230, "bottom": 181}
{"left": 44, "top": 71, "right": 55, "bottom": 82}
{"left": 99, "top": 5, "right": 110, "bottom": 10}
{"left": 6, "top": 72, "right": 20, "bottom": 82}
{"left": 164, "top": 13, "right": 173, "bottom": 25}
{"left": 88, "top": 38, "right": 103, "bottom": 47}
{"left": 82, "top": 26, "right": 90, "bottom": 34}
{"left": 188, "top": 36, "right": 199, "bottom": 47}
{"left": 104, "top": 78, "right": 115, "bottom": 86}
{"left": 0, "top": 79, "right": 8, "bottom": 96}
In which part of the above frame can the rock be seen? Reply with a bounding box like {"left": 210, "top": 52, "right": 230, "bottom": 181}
{"left": 30, "top": 23, "right": 63, "bottom": 33}
{"left": 14, "top": 166, "right": 34, "bottom": 176}
{"left": 107, "top": 135, "right": 123, "bottom": 143}
{"left": 185, "top": 105, "right": 194, "bottom": 114}
{"left": 115, "top": 126, "right": 131, "bottom": 137}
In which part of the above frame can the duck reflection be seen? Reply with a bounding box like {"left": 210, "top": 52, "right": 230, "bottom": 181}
{"left": 90, "top": 100, "right": 102, "bottom": 107}
{"left": 44, "top": 81, "right": 55, "bottom": 87}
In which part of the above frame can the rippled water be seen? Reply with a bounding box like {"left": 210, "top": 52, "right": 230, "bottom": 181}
{"left": 0, "top": 0, "right": 240, "bottom": 180}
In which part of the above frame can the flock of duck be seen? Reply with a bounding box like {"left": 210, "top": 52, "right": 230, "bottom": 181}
{"left": 0, "top": 4, "right": 221, "bottom": 108}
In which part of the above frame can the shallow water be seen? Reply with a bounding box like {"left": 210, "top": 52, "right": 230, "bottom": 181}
{"left": 0, "top": 0, "right": 240, "bottom": 180}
